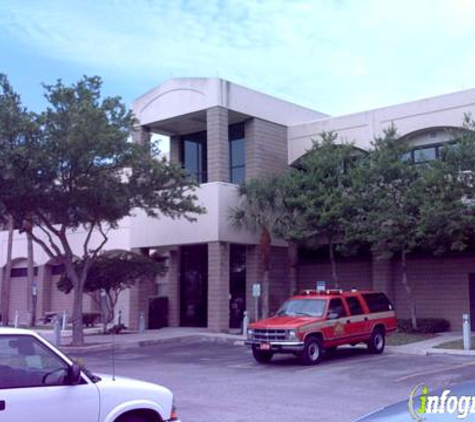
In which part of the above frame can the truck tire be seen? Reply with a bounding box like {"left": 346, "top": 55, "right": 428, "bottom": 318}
{"left": 367, "top": 328, "right": 385, "bottom": 354}
{"left": 252, "top": 346, "right": 273, "bottom": 363}
{"left": 299, "top": 336, "right": 323, "bottom": 365}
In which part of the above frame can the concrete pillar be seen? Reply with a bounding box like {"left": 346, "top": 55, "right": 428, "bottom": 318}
{"left": 167, "top": 250, "right": 181, "bottom": 327}
{"left": 206, "top": 107, "right": 229, "bottom": 182}
{"left": 371, "top": 252, "right": 395, "bottom": 302}
{"left": 169, "top": 135, "right": 181, "bottom": 165}
{"left": 132, "top": 126, "right": 151, "bottom": 145}
{"left": 208, "top": 242, "right": 229, "bottom": 332}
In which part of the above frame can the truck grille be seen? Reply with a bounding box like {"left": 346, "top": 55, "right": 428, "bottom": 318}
{"left": 253, "top": 329, "right": 287, "bottom": 341}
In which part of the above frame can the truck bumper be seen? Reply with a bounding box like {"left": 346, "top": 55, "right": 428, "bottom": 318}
{"left": 245, "top": 340, "right": 305, "bottom": 353}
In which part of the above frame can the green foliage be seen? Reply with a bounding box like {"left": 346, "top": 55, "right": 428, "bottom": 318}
{"left": 419, "top": 117, "right": 475, "bottom": 254}
{"left": 351, "top": 125, "right": 426, "bottom": 257}
{"left": 277, "top": 132, "right": 364, "bottom": 285}
{"left": 58, "top": 251, "right": 165, "bottom": 295}
{"left": 397, "top": 318, "right": 450, "bottom": 334}
{"left": 0, "top": 74, "right": 204, "bottom": 344}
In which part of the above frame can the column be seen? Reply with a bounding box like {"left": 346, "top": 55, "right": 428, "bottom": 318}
{"left": 167, "top": 249, "right": 181, "bottom": 327}
{"left": 208, "top": 242, "right": 229, "bottom": 332}
{"left": 206, "top": 107, "right": 229, "bottom": 182}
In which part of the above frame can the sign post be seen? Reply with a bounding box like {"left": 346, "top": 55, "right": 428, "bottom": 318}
{"left": 316, "top": 281, "right": 326, "bottom": 293}
{"left": 252, "top": 283, "right": 261, "bottom": 321}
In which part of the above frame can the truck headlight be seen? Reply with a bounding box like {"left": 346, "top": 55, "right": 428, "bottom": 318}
{"left": 247, "top": 329, "right": 254, "bottom": 339}
{"left": 287, "top": 330, "right": 298, "bottom": 340}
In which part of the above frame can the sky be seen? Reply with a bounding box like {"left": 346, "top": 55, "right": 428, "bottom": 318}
{"left": 1, "top": 0, "right": 475, "bottom": 118}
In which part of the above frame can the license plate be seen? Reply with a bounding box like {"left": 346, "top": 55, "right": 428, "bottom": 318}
{"left": 260, "top": 343, "right": 271, "bottom": 351}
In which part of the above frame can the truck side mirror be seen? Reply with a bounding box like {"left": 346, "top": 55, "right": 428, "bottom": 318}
{"left": 67, "top": 363, "right": 81, "bottom": 385}
{"left": 327, "top": 312, "right": 339, "bottom": 320}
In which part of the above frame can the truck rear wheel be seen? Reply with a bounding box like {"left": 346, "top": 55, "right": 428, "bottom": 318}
{"left": 299, "top": 336, "right": 323, "bottom": 365}
{"left": 367, "top": 328, "right": 385, "bottom": 354}
{"left": 252, "top": 346, "right": 273, "bottom": 363}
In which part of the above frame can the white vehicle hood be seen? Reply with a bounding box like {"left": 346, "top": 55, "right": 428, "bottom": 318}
{"left": 94, "top": 373, "right": 173, "bottom": 422}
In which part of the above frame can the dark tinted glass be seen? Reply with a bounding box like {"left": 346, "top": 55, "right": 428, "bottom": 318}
{"left": 346, "top": 296, "right": 364, "bottom": 315}
{"left": 231, "top": 167, "right": 245, "bottom": 185}
{"left": 181, "top": 131, "right": 207, "bottom": 183}
{"left": 328, "top": 298, "right": 347, "bottom": 318}
{"left": 362, "top": 293, "right": 393, "bottom": 313}
{"left": 231, "top": 138, "right": 245, "bottom": 167}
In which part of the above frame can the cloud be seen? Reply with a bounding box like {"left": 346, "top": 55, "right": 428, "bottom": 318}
{"left": 1, "top": 0, "right": 475, "bottom": 115}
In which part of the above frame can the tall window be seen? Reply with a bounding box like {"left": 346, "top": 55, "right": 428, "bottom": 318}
{"left": 181, "top": 131, "right": 207, "bottom": 183}
{"left": 229, "top": 123, "right": 245, "bottom": 184}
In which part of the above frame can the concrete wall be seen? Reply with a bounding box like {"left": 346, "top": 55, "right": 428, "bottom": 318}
{"left": 289, "top": 88, "right": 475, "bottom": 163}
{"left": 133, "top": 77, "right": 327, "bottom": 130}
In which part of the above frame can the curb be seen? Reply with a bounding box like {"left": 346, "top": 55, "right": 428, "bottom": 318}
{"left": 59, "top": 334, "right": 246, "bottom": 354}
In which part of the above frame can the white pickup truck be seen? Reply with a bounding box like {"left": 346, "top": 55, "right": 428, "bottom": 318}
{"left": 0, "top": 327, "right": 180, "bottom": 422}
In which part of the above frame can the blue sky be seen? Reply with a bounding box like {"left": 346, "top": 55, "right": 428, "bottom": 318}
{"left": 1, "top": 0, "right": 475, "bottom": 117}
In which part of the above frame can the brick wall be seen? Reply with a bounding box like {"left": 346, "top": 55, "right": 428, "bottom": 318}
{"left": 296, "top": 252, "right": 475, "bottom": 330}
{"left": 207, "top": 107, "right": 229, "bottom": 182}
{"left": 392, "top": 255, "right": 475, "bottom": 330}
{"left": 208, "top": 242, "right": 230, "bottom": 332}
{"left": 298, "top": 259, "right": 373, "bottom": 292}
{"left": 245, "top": 118, "right": 287, "bottom": 179}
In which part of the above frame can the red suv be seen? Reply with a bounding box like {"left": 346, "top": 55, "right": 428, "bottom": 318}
{"left": 245, "top": 289, "right": 397, "bottom": 365}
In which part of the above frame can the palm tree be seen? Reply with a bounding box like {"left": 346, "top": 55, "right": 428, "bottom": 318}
{"left": 228, "top": 176, "right": 281, "bottom": 319}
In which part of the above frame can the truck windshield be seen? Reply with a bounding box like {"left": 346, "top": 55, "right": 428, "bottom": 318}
{"left": 276, "top": 299, "right": 326, "bottom": 317}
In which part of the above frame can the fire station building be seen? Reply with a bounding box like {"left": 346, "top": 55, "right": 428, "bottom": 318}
{"left": 1, "top": 78, "right": 475, "bottom": 331}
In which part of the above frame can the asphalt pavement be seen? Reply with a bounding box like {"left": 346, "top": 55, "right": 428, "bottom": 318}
{"left": 72, "top": 338, "right": 475, "bottom": 422}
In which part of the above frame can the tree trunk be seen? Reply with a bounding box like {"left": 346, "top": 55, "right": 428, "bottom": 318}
{"left": 328, "top": 238, "right": 339, "bottom": 288}
{"left": 288, "top": 241, "right": 298, "bottom": 296}
{"left": 26, "top": 229, "right": 35, "bottom": 327}
{"left": 1, "top": 215, "right": 14, "bottom": 325}
{"left": 401, "top": 249, "right": 417, "bottom": 330}
{"left": 65, "top": 259, "right": 85, "bottom": 346}
{"left": 260, "top": 229, "right": 271, "bottom": 319}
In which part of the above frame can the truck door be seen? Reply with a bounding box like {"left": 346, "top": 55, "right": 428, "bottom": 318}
{"left": 344, "top": 296, "right": 369, "bottom": 341}
{"left": 326, "top": 298, "right": 348, "bottom": 344}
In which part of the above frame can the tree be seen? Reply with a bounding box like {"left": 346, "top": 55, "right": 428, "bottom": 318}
{"left": 419, "top": 117, "right": 475, "bottom": 256}
{"left": 58, "top": 251, "right": 165, "bottom": 333}
{"left": 229, "top": 176, "right": 282, "bottom": 319}
{"left": 0, "top": 74, "right": 36, "bottom": 325}
{"left": 280, "top": 132, "right": 361, "bottom": 288}
{"left": 0, "top": 75, "right": 205, "bottom": 345}
{"left": 353, "top": 126, "right": 427, "bottom": 330}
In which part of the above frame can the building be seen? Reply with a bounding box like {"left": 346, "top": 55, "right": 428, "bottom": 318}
{"left": 1, "top": 78, "right": 475, "bottom": 331}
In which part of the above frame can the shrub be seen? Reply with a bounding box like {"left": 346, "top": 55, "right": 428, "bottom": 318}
{"left": 397, "top": 318, "right": 450, "bottom": 334}
{"left": 107, "top": 323, "right": 127, "bottom": 334}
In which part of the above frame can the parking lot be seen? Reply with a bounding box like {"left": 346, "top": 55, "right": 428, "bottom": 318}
{"left": 75, "top": 339, "right": 475, "bottom": 422}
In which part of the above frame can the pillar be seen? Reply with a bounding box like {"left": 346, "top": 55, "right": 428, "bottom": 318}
{"left": 208, "top": 242, "right": 229, "bottom": 332}
{"left": 206, "top": 107, "right": 229, "bottom": 182}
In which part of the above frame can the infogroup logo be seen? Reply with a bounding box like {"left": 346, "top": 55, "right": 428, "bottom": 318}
{"left": 408, "top": 384, "right": 475, "bottom": 421}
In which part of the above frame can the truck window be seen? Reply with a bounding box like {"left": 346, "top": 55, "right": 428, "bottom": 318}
{"left": 362, "top": 293, "right": 393, "bottom": 313}
{"left": 327, "top": 298, "right": 347, "bottom": 318}
{"left": 346, "top": 296, "right": 364, "bottom": 315}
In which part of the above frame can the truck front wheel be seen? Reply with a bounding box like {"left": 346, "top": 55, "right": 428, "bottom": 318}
{"left": 252, "top": 346, "right": 273, "bottom": 363}
{"left": 299, "top": 336, "right": 323, "bottom": 365}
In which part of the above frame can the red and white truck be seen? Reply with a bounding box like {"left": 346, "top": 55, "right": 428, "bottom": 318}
{"left": 245, "top": 289, "right": 397, "bottom": 365}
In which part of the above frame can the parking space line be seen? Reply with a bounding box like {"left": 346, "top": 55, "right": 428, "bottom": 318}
{"left": 396, "top": 361, "right": 475, "bottom": 382}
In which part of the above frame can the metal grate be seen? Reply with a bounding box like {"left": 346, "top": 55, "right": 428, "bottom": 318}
{"left": 253, "top": 329, "right": 287, "bottom": 341}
